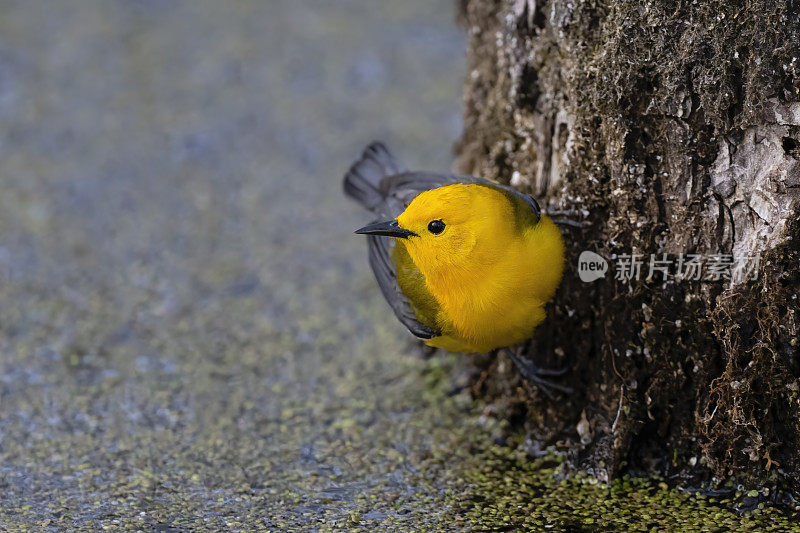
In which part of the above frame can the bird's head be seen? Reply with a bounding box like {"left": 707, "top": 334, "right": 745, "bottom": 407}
{"left": 355, "top": 183, "right": 561, "bottom": 288}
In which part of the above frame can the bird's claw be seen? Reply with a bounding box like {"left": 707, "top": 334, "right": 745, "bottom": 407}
{"left": 550, "top": 217, "right": 590, "bottom": 228}
{"left": 526, "top": 365, "right": 568, "bottom": 376}
{"left": 546, "top": 209, "right": 590, "bottom": 228}
{"left": 504, "top": 348, "right": 573, "bottom": 399}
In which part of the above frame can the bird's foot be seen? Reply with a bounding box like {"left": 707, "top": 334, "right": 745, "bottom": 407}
{"left": 546, "top": 209, "right": 590, "bottom": 228}
{"left": 503, "top": 347, "right": 573, "bottom": 399}
{"left": 550, "top": 217, "right": 590, "bottom": 228}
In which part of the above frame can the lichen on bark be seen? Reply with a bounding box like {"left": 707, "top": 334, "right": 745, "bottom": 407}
{"left": 455, "top": 0, "right": 800, "bottom": 495}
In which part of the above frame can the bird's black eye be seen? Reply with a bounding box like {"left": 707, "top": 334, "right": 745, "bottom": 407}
{"left": 428, "top": 219, "right": 445, "bottom": 235}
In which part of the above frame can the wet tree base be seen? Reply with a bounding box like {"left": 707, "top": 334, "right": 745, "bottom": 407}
{"left": 454, "top": 0, "right": 800, "bottom": 500}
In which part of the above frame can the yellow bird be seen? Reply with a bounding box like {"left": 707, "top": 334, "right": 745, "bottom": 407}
{"left": 344, "top": 142, "right": 569, "bottom": 394}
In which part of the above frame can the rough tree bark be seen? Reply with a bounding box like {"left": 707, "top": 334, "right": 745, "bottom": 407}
{"left": 455, "top": 0, "right": 800, "bottom": 496}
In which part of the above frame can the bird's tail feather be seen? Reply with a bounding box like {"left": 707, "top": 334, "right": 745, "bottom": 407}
{"left": 343, "top": 142, "right": 404, "bottom": 213}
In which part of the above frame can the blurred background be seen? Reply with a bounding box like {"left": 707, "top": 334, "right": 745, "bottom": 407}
{"left": 0, "top": 1, "right": 470, "bottom": 528}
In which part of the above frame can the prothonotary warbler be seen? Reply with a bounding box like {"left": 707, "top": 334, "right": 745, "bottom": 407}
{"left": 344, "top": 142, "right": 570, "bottom": 395}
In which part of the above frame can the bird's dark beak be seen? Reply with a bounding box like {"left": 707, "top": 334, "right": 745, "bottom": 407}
{"left": 354, "top": 219, "right": 417, "bottom": 239}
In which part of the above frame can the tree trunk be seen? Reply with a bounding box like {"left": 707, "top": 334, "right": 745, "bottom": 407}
{"left": 455, "top": 0, "right": 800, "bottom": 494}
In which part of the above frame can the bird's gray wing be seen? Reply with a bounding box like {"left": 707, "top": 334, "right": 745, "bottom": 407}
{"left": 366, "top": 234, "right": 438, "bottom": 339}
{"left": 345, "top": 143, "right": 440, "bottom": 340}
{"left": 365, "top": 172, "right": 464, "bottom": 340}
